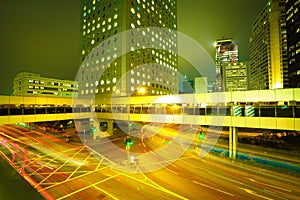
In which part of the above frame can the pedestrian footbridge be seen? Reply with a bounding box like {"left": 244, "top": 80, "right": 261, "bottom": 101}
{"left": 0, "top": 88, "right": 299, "bottom": 131}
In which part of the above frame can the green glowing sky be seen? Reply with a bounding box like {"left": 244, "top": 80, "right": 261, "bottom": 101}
{"left": 0, "top": 0, "right": 267, "bottom": 94}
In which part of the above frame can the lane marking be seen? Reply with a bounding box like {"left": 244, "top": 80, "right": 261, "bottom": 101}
{"left": 193, "top": 180, "right": 235, "bottom": 197}
{"left": 57, "top": 173, "right": 121, "bottom": 200}
{"left": 238, "top": 187, "right": 273, "bottom": 200}
{"left": 93, "top": 185, "right": 120, "bottom": 200}
{"left": 165, "top": 167, "right": 178, "bottom": 175}
{"left": 66, "top": 154, "right": 92, "bottom": 181}
{"left": 122, "top": 173, "right": 187, "bottom": 200}
{"left": 35, "top": 146, "right": 86, "bottom": 188}
{"left": 247, "top": 178, "right": 292, "bottom": 192}
{"left": 39, "top": 165, "right": 111, "bottom": 192}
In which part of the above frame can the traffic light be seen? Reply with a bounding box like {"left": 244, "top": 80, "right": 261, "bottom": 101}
{"left": 129, "top": 122, "right": 133, "bottom": 129}
{"left": 125, "top": 138, "right": 133, "bottom": 150}
{"left": 199, "top": 131, "right": 204, "bottom": 140}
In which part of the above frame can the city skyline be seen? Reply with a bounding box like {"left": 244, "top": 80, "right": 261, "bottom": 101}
{"left": 0, "top": 0, "right": 267, "bottom": 95}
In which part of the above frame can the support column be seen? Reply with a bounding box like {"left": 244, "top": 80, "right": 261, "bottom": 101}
{"left": 93, "top": 119, "right": 114, "bottom": 140}
{"left": 229, "top": 126, "right": 232, "bottom": 158}
{"left": 229, "top": 126, "right": 238, "bottom": 159}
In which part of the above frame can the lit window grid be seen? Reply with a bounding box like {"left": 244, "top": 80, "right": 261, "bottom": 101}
{"left": 80, "top": 0, "right": 178, "bottom": 95}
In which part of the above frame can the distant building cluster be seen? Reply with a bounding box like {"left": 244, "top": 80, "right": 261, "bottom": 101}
{"left": 211, "top": 0, "right": 299, "bottom": 92}
{"left": 13, "top": 72, "right": 78, "bottom": 97}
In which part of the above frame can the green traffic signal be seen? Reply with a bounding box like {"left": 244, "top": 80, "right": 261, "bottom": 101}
{"left": 199, "top": 132, "right": 204, "bottom": 140}
{"left": 125, "top": 138, "right": 133, "bottom": 146}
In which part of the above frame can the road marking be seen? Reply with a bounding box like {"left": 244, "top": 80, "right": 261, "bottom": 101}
{"left": 165, "top": 167, "right": 178, "bottom": 175}
{"left": 247, "top": 178, "right": 292, "bottom": 192}
{"left": 57, "top": 173, "right": 121, "bottom": 200}
{"left": 150, "top": 150, "right": 156, "bottom": 155}
{"left": 122, "top": 173, "right": 188, "bottom": 200}
{"left": 66, "top": 154, "right": 92, "bottom": 181}
{"left": 35, "top": 146, "right": 86, "bottom": 188}
{"left": 238, "top": 187, "right": 273, "bottom": 200}
{"left": 193, "top": 180, "right": 235, "bottom": 197}
{"left": 39, "top": 165, "right": 111, "bottom": 192}
{"left": 93, "top": 185, "right": 120, "bottom": 200}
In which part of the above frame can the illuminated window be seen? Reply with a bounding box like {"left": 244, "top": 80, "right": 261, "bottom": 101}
{"left": 131, "top": 8, "right": 135, "bottom": 14}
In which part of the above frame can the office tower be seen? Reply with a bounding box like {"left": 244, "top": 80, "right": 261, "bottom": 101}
{"left": 194, "top": 77, "right": 208, "bottom": 93}
{"left": 223, "top": 62, "right": 249, "bottom": 91}
{"left": 79, "top": 0, "right": 178, "bottom": 97}
{"left": 12, "top": 72, "right": 78, "bottom": 97}
{"left": 286, "top": 0, "right": 300, "bottom": 88}
{"left": 182, "top": 78, "right": 194, "bottom": 94}
{"left": 249, "top": 0, "right": 288, "bottom": 90}
{"left": 214, "top": 38, "right": 238, "bottom": 92}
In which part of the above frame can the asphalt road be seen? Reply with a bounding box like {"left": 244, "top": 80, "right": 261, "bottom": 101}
{"left": 0, "top": 124, "right": 299, "bottom": 200}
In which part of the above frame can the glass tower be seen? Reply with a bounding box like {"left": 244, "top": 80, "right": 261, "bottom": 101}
{"left": 79, "top": 0, "right": 178, "bottom": 97}
{"left": 286, "top": 0, "right": 300, "bottom": 88}
{"left": 214, "top": 38, "right": 238, "bottom": 92}
{"left": 249, "top": 0, "right": 288, "bottom": 90}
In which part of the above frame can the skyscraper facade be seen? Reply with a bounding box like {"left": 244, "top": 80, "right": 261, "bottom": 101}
{"left": 286, "top": 0, "right": 300, "bottom": 88}
{"left": 223, "top": 62, "right": 249, "bottom": 92}
{"left": 249, "top": 0, "right": 288, "bottom": 90}
{"left": 79, "top": 0, "right": 178, "bottom": 97}
{"left": 214, "top": 38, "right": 238, "bottom": 92}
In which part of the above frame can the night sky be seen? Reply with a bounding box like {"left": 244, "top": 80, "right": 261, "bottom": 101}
{"left": 0, "top": 0, "right": 267, "bottom": 95}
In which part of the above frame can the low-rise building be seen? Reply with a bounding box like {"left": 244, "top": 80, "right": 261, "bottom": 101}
{"left": 12, "top": 72, "right": 78, "bottom": 97}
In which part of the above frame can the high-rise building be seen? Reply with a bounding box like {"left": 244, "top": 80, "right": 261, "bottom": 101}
{"left": 182, "top": 79, "right": 194, "bottom": 94}
{"left": 249, "top": 0, "right": 288, "bottom": 90}
{"left": 286, "top": 0, "right": 300, "bottom": 88}
{"left": 223, "top": 62, "right": 249, "bottom": 91}
{"left": 214, "top": 38, "right": 238, "bottom": 92}
{"left": 194, "top": 77, "right": 208, "bottom": 93}
{"left": 79, "top": 0, "right": 178, "bottom": 97}
{"left": 12, "top": 72, "right": 78, "bottom": 97}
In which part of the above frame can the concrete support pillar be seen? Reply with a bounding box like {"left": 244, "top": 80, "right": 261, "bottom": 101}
{"left": 93, "top": 119, "right": 114, "bottom": 140}
{"left": 229, "top": 126, "right": 238, "bottom": 159}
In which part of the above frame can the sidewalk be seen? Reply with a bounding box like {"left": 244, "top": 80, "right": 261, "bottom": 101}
{"left": 0, "top": 156, "right": 44, "bottom": 200}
